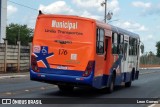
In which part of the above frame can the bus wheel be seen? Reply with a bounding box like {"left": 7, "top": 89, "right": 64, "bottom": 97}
{"left": 58, "top": 85, "right": 74, "bottom": 92}
{"left": 125, "top": 81, "right": 132, "bottom": 87}
{"left": 107, "top": 75, "right": 115, "bottom": 93}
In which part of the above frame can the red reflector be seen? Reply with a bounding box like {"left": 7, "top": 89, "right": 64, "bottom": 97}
{"left": 31, "top": 55, "right": 39, "bottom": 72}
{"left": 83, "top": 61, "right": 94, "bottom": 77}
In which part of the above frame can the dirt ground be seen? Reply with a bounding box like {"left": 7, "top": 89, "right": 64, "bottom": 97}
{"left": 140, "top": 64, "right": 160, "bottom": 68}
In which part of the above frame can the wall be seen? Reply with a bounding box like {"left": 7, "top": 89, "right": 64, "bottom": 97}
{"left": 0, "top": 41, "right": 31, "bottom": 73}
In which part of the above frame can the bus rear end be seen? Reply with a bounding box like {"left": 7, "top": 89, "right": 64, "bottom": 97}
{"left": 30, "top": 14, "right": 96, "bottom": 90}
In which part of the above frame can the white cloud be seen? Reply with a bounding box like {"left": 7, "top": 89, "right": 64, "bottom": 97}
{"left": 22, "top": 15, "right": 37, "bottom": 28}
{"left": 81, "top": 11, "right": 102, "bottom": 20}
{"left": 39, "top": 1, "right": 75, "bottom": 14}
{"left": 132, "top": 1, "right": 151, "bottom": 8}
{"left": 141, "top": 35, "right": 153, "bottom": 42}
{"left": 141, "top": 34, "right": 157, "bottom": 53}
{"left": 7, "top": 5, "right": 18, "bottom": 17}
{"left": 73, "top": 0, "right": 120, "bottom": 14}
{"left": 115, "top": 21, "right": 148, "bottom": 32}
{"left": 38, "top": 1, "right": 103, "bottom": 20}
{"left": 109, "top": 0, "right": 120, "bottom": 13}
{"left": 72, "top": 0, "right": 102, "bottom": 8}
{"left": 99, "top": 0, "right": 120, "bottom": 14}
{"left": 132, "top": 1, "right": 160, "bottom": 16}
{"left": 28, "top": 16, "right": 37, "bottom": 28}
{"left": 37, "top": 0, "right": 120, "bottom": 22}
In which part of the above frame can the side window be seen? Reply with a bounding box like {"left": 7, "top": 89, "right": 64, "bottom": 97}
{"left": 134, "top": 39, "right": 137, "bottom": 55}
{"left": 124, "top": 43, "right": 128, "bottom": 61}
{"left": 112, "top": 33, "right": 118, "bottom": 54}
{"left": 129, "top": 37, "right": 137, "bottom": 55}
{"left": 129, "top": 37, "right": 133, "bottom": 55}
{"left": 96, "top": 28, "right": 104, "bottom": 54}
{"left": 120, "top": 34, "right": 124, "bottom": 43}
{"left": 118, "top": 34, "right": 124, "bottom": 54}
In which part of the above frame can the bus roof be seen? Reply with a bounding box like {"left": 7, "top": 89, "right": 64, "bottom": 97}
{"left": 38, "top": 13, "right": 96, "bottom": 23}
{"left": 110, "top": 25, "right": 140, "bottom": 39}
{"left": 95, "top": 19, "right": 139, "bottom": 39}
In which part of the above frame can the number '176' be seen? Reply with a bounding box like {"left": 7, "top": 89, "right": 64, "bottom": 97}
{"left": 59, "top": 49, "right": 68, "bottom": 55}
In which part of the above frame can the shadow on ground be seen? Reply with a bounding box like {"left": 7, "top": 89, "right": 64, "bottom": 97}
{"left": 42, "top": 85, "right": 139, "bottom": 98}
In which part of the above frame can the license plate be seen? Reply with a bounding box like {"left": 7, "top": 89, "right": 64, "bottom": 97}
{"left": 57, "top": 66, "right": 68, "bottom": 70}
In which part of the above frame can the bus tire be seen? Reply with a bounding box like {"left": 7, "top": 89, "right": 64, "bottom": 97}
{"left": 125, "top": 81, "right": 132, "bottom": 87}
{"left": 107, "top": 75, "right": 115, "bottom": 93}
{"left": 58, "top": 85, "right": 74, "bottom": 92}
{"left": 132, "top": 68, "right": 135, "bottom": 80}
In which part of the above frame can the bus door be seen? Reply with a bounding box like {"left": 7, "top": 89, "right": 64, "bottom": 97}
{"left": 104, "top": 37, "right": 111, "bottom": 75}
{"left": 123, "top": 36, "right": 129, "bottom": 73}
{"left": 95, "top": 28, "right": 105, "bottom": 77}
{"left": 104, "top": 38, "right": 108, "bottom": 60}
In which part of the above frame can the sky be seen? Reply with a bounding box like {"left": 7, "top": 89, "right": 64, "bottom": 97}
{"left": 7, "top": 0, "right": 160, "bottom": 54}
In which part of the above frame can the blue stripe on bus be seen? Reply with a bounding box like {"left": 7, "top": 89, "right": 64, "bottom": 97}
{"left": 110, "top": 55, "right": 123, "bottom": 74}
{"left": 92, "top": 72, "right": 132, "bottom": 89}
{"left": 38, "top": 68, "right": 84, "bottom": 76}
{"left": 92, "top": 75, "right": 109, "bottom": 89}
{"left": 30, "top": 68, "right": 94, "bottom": 86}
{"left": 114, "top": 72, "right": 132, "bottom": 85}
{"left": 123, "top": 72, "right": 132, "bottom": 82}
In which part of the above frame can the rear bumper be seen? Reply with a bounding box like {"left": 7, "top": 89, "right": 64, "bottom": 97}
{"left": 30, "top": 69, "right": 93, "bottom": 86}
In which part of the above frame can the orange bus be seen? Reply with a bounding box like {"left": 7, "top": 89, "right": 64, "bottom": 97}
{"left": 30, "top": 11, "right": 140, "bottom": 93}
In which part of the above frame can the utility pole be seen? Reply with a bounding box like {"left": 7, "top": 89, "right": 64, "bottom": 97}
{"left": 18, "top": 29, "right": 20, "bottom": 41}
{"left": 101, "top": 0, "right": 107, "bottom": 23}
{"left": 104, "top": 0, "right": 107, "bottom": 23}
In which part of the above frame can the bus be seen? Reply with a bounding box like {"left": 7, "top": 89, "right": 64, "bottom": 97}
{"left": 30, "top": 11, "right": 141, "bottom": 93}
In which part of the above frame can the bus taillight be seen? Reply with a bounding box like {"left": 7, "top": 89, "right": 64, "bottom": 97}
{"left": 83, "top": 61, "right": 95, "bottom": 77}
{"left": 31, "top": 55, "right": 39, "bottom": 72}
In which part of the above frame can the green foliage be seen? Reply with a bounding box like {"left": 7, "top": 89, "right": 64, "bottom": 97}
{"left": 6, "top": 23, "right": 33, "bottom": 45}
{"left": 156, "top": 41, "right": 160, "bottom": 57}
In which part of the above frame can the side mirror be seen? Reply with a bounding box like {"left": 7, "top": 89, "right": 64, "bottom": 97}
{"left": 140, "top": 45, "right": 144, "bottom": 54}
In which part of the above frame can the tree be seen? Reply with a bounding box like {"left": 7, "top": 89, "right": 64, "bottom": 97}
{"left": 6, "top": 23, "right": 33, "bottom": 45}
{"left": 156, "top": 41, "right": 160, "bottom": 57}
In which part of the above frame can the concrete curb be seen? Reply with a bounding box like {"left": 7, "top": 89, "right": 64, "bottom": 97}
{"left": 140, "top": 67, "right": 160, "bottom": 70}
{"left": 0, "top": 72, "right": 29, "bottom": 79}
{"left": 139, "top": 67, "right": 160, "bottom": 75}
{"left": 139, "top": 71, "right": 160, "bottom": 75}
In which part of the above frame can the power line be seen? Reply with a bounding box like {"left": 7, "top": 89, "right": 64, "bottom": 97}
{"left": 8, "top": 0, "right": 38, "bottom": 12}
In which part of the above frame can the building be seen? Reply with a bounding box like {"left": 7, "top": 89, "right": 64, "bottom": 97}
{"left": 0, "top": 0, "right": 7, "bottom": 43}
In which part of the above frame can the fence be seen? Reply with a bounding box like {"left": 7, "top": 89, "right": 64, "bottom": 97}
{"left": 140, "top": 53, "right": 160, "bottom": 68}
{"left": 0, "top": 40, "right": 31, "bottom": 73}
